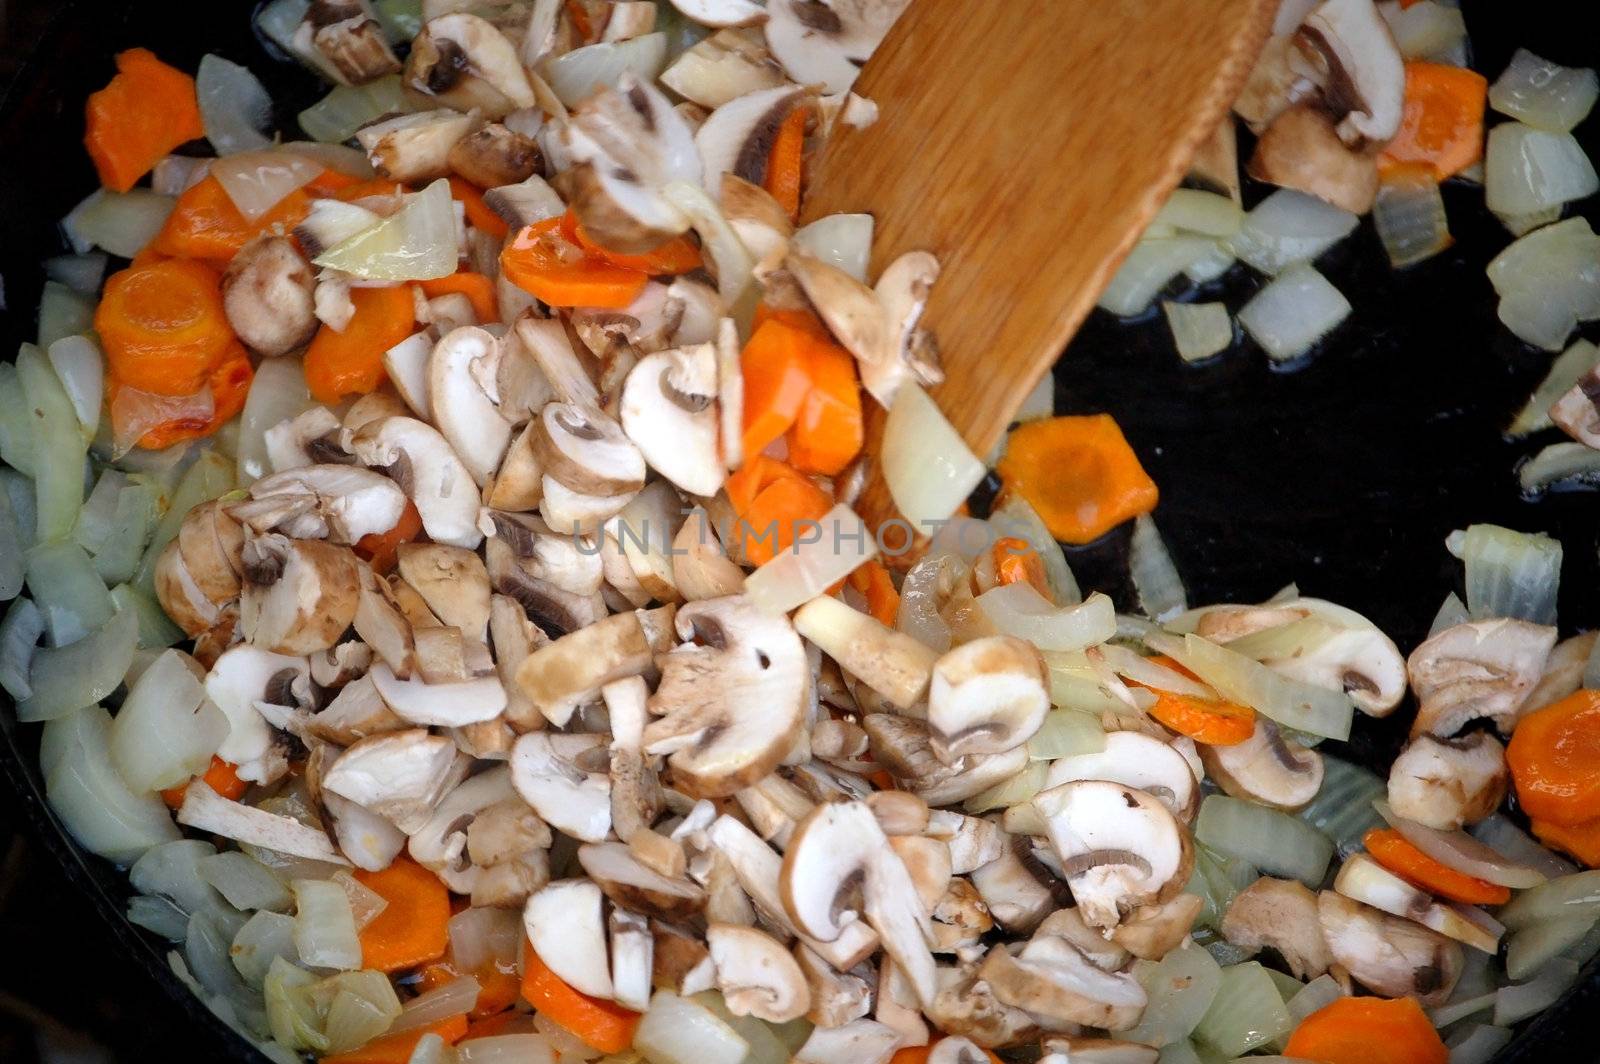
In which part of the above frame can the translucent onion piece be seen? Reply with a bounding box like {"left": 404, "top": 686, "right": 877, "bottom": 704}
{"left": 1486, "top": 123, "right": 1599, "bottom": 217}
{"left": 881, "top": 383, "right": 986, "bottom": 533}
{"left": 1446, "top": 1024, "right": 1514, "bottom": 1064}
{"left": 233, "top": 910, "right": 299, "bottom": 988}
{"left": 1237, "top": 263, "right": 1351, "bottom": 362}
{"left": 44, "top": 251, "right": 108, "bottom": 293}
{"left": 37, "top": 280, "right": 95, "bottom": 350}
{"left": 1297, "top": 756, "right": 1385, "bottom": 858}
{"left": 1181, "top": 240, "right": 1237, "bottom": 284}
{"left": 542, "top": 33, "right": 669, "bottom": 109}
{"left": 1489, "top": 49, "right": 1599, "bottom": 133}
{"left": 1162, "top": 301, "right": 1232, "bottom": 362}
{"left": 297, "top": 76, "right": 410, "bottom": 144}
{"left": 1498, "top": 205, "right": 1562, "bottom": 237}
{"left": 129, "top": 894, "right": 191, "bottom": 941}
{"left": 372, "top": 0, "right": 422, "bottom": 42}
{"left": 1487, "top": 216, "right": 1600, "bottom": 351}
{"left": 1429, "top": 590, "right": 1469, "bottom": 637}
{"left": 1226, "top": 189, "right": 1359, "bottom": 276}
{"left": 0, "top": 597, "right": 42, "bottom": 698}
{"left": 1375, "top": 801, "right": 1546, "bottom": 890}
{"left": 1124, "top": 942, "right": 1223, "bottom": 1048}
{"left": 256, "top": 0, "right": 311, "bottom": 56}
{"left": 1498, "top": 870, "right": 1600, "bottom": 931}
{"left": 1165, "top": 633, "right": 1354, "bottom": 740}
{"left": 17, "top": 344, "right": 87, "bottom": 541}
{"left": 1519, "top": 442, "right": 1600, "bottom": 494}
{"left": 279, "top": 140, "right": 374, "bottom": 179}
{"left": 977, "top": 584, "right": 1115, "bottom": 652}
{"left": 1493, "top": 959, "right": 1580, "bottom": 1027}
{"left": 46, "top": 334, "right": 104, "bottom": 434}
{"left": 110, "top": 382, "right": 214, "bottom": 459}
{"left": 236, "top": 356, "right": 313, "bottom": 485}
{"left": 314, "top": 178, "right": 459, "bottom": 281}
{"left": 16, "top": 606, "right": 137, "bottom": 723}
{"left": 1471, "top": 814, "right": 1577, "bottom": 881}
{"left": 1097, "top": 643, "right": 1217, "bottom": 698}
{"left": 332, "top": 870, "right": 389, "bottom": 930}
{"left": 743, "top": 504, "right": 878, "bottom": 615}
{"left": 265, "top": 956, "right": 327, "bottom": 1051}
{"left": 198, "top": 54, "right": 274, "bottom": 155}
{"left": 42, "top": 705, "right": 180, "bottom": 863}
{"left": 214, "top": 149, "right": 322, "bottom": 223}
{"left": 1026, "top": 708, "right": 1107, "bottom": 760}
{"left": 200, "top": 851, "right": 293, "bottom": 913}
{"left": 1505, "top": 913, "right": 1598, "bottom": 981}
{"left": 385, "top": 974, "right": 481, "bottom": 1036}
{"left": 895, "top": 553, "right": 960, "bottom": 652}
{"left": 291, "top": 879, "right": 362, "bottom": 971}
{"left": 26, "top": 539, "right": 113, "bottom": 647}
{"left": 1372, "top": 169, "right": 1451, "bottom": 268}
{"left": 110, "top": 583, "right": 185, "bottom": 649}
{"left": 1097, "top": 237, "right": 1218, "bottom": 316}
{"left": 110, "top": 648, "right": 230, "bottom": 793}
{"left": 1190, "top": 960, "right": 1292, "bottom": 1059}
{"left": 1129, "top": 515, "right": 1188, "bottom": 620}
{"left": 0, "top": 499, "right": 21, "bottom": 603}
{"left": 60, "top": 187, "right": 176, "bottom": 257}
{"left": 963, "top": 760, "right": 1048, "bottom": 813}
{"left": 76, "top": 474, "right": 158, "bottom": 586}
{"left": 1155, "top": 188, "right": 1244, "bottom": 237}
{"left": 634, "top": 992, "right": 749, "bottom": 1064}
{"left": 456, "top": 1034, "right": 558, "bottom": 1064}
{"left": 1280, "top": 975, "right": 1342, "bottom": 1040}
{"left": 1195, "top": 795, "right": 1333, "bottom": 886}
{"left": 661, "top": 180, "right": 752, "bottom": 302}
{"left": 1187, "top": 843, "right": 1259, "bottom": 933}
{"left": 1444, "top": 522, "right": 1561, "bottom": 625}
{"left": 990, "top": 495, "right": 1080, "bottom": 605}
{"left": 791, "top": 213, "right": 874, "bottom": 282}
{"left": 0, "top": 366, "right": 39, "bottom": 477}
{"left": 135, "top": 450, "right": 236, "bottom": 594}
{"left": 1510, "top": 339, "right": 1600, "bottom": 436}
{"left": 1380, "top": 0, "right": 1466, "bottom": 60}
{"left": 322, "top": 969, "right": 403, "bottom": 1053}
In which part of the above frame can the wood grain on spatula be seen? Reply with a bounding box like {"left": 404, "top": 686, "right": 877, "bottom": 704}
{"left": 802, "top": 0, "right": 1276, "bottom": 543}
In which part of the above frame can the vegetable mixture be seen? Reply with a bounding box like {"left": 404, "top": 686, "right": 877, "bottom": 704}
{"left": 0, "top": 2, "right": 1597, "bottom": 1064}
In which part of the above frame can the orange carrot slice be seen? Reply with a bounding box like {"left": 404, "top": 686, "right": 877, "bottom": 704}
{"left": 85, "top": 49, "right": 204, "bottom": 193}
{"left": 997, "top": 414, "right": 1158, "bottom": 544}
{"left": 353, "top": 857, "right": 451, "bottom": 973}
{"left": 1507, "top": 690, "right": 1600, "bottom": 827}
{"left": 1283, "top": 996, "right": 1447, "bottom": 1064}
{"left": 1363, "top": 828, "right": 1511, "bottom": 905}
{"left": 1378, "top": 62, "right": 1488, "bottom": 180}
{"left": 303, "top": 284, "right": 417, "bottom": 405}
{"left": 520, "top": 945, "right": 640, "bottom": 1053}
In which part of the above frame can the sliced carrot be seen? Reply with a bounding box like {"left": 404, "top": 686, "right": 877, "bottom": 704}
{"left": 303, "top": 285, "right": 417, "bottom": 405}
{"left": 737, "top": 473, "right": 834, "bottom": 566}
{"left": 500, "top": 218, "right": 648, "bottom": 308}
{"left": 160, "top": 756, "right": 247, "bottom": 809}
{"left": 121, "top": 347, "right": 254, "bottom": 451}
{"left": 1378, "top": 62, "right": 1488, "bottom": 181}
{"left": 520, "top": 945, "right": 640, "bottom": 1053}
{"left": 417, "top": 959, "right": 520, "bottom": 1018}
{"left": 764, "top": 106, "right": 808, "bottom": 220}
{"left": 306, "top": 168, "right": 364, "bottom": 194}
{"left": 889, "top": 1039, "right": 1003, "bottom": 1064}
{"left": 95, "top": 258, "right": 235, "bottom": 396}
{"left": 353, "top": 857, "right": 451, "bottom": 973}
{"left": 785, "top": 333, "right": 863, "bottom": 475}
{"left": 420, "top": 272, "right": 498, "bottom": 324}
{"left": 848, "top": 560, "right": 900, "bottom": 627}
{"left": 448, "top": 176, "right": 508, "bottom": 240}
{"left": 1283, "top": 996, "right": 1447, "bottom": 1064}
{"left": 1531, "top": 816, "right": 1600, "bottom": 869}
{"left": 740, "top": 316, "right": 822, "bottom": 459}
{"left": 354, "top": 500, "right": 424, "bottom": 575}
{"left": 1362, "top": 828, "right": 1511, "bottom": 905}
{"left": 324, "top": 1015, "right": 468, "bottom": 1064}
{"left": 992, "top": 537, "right": 1051, "bottom": 598}
{"left": 563, "top": 210, "right": 703, "bottom": 274}
{"left": 1507, "top": 690, "right": 1600, "bottom": 826}
{"left": 996, "top": 414, "right": 1158, "bottom": 544}
{"left": 1135, "top": 657, "right": 1256, "bottom": 745}
{"left": 726, "top": 455, "right": 814, "bottom": 514}
{"left": 84, "top": 49, "right": 204, "bottom": 193}
{"left": 153, "top": 175, "right": 313, "bottom": 262}
{"left": 750, "top": 303, "right": 829, "bottom": 338}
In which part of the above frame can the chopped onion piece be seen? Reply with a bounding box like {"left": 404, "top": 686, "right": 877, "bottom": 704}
{"left": 1196, "top": 795, "right": 1334, "bottom": 886}
{"left": 1162, "top": 632, "right": 1354, "bottom": 740}
{"left": 44, "top": 251, "right": 107, "bottom": 293}
{"left": 1098, "top": 237, "right": 1217, "bottom": 316}
{"left": 1297, "top": 756, "right": 1385, "bottom": 858}
{"left": 1427, "top": 990, "right": 1498, "bottom": 1029}
{"left": 1471, "top": 814, "right": 1577, "bottom": 880}
{"left": 1129, "top": 515, "right": 1188, "bottom": 620}
{"left": 1237, "top": 263, "right": 1351, "bottom": 362}
{"left": 1498, "top": 870, "right": 1600, "bottom": 930}
{"left": 743, "top": 504, "right": 877, "bottom": 615}
{"left": 1486, "top": 216, "right": 1600, "bottom": 351}
{"left": 110, "top": 383, "right": 214, "bottom": 460}
{"left": 882, "top": 384, "right": 986, "bottom": 532}
{"left": 1155, "top": 188, "right": 1244, "bottom": 237}
{"left": 792, "top": 213, "right": 874, "bottom": 281}
{"left": 0, "top": 597, "right": 43, "bottom": 698}
{"left": 1190, "top": 960, "right": 1292, "bottom": 1058}
{"left": 1373, "top": 169, "right": 1451, "bottom": 268}
{"left": 457, "top": 1035, "right": 557, "bottom": 1064}
{"left": 321, "top": 969, "right": 403, "bottom": 1053}
{"left": 977, "top": 584, "right": 1114, "bottom": 652}
{"left": 42, "top": 705, "right": 180, "bottom": 863}
{"left": 315, "top": 178, "right": 459, "bottom": 281}
{"left": 198, "top": 54, "right": 274, "bottom": 155}
{"left": 27, "top": 539, "right": 114, "bottom": 645}
{"left": 199, "top": 851, "right": 293, "bottom": 913}
{"left": 386, "top": 975, "right": 481, "bottom": 1036}
{"left": 14, "top": 607, "right": 137, "bottom": 723}
{"left": 38, "top": 280, "right": 95, "bottom": 350}
{"left": 256, "top": 0, "right": 310, "bottom": 56}
{"left": 1182, "top": 240, "right": 1237, "bottom": 284}
{"left": 236, "top": 356, "right": 313, "bottom": 485}
{"left": 1281, "top": 974, "right": 1343, "bottom": 1035}
{"left": 114, "top": 582, "right": 183, "bottom": 650}
{"left": 1447, "top": 1024, "right": 1515, "bottom": 1064}
{"left": 1486, "top": 123, "right": 1598, "bottom": 217}
{"left": 213, "top": 149, "right": 322, "bottom": 223}
{"left": 61, "top": 187, "right": 176, "bottom": 257}
{"left": 76, "top": 473, "right": 159, "bottom": 586}
{"left": 542, "top": 33, "right": 669, "bottom": 108}
{"left": 17, "top": 345, "right": 87, "bottom": 542}
{"left": 279, "top": 140, "right": 374, "bottom": 179}
{"left": 1226, "top": 189, "right": 1359, "bottom": 276}
{"left": 297, "top": 76, "right": 410, "bottom": 144}
{"left": 990, "top": 494, "right": 1080, "bottom": 605}
{"left": 110, "top": 648, "right": 229, "bottom": 792}
{"left": 1026, "top": 708, "right": 1107, "bottom": 760}
{"left": 331, "top": 870, "right": 389, "bottom": 930}
{"left": 0, "top": 505, "right": 20, "bottom": 603}
{"left": 47, "top": 334, "right": 104, "bottom": 434}
{"left": 1519, "top": 442, "right": 1600, "bottom": 494}
{"left": 1162, "top": 301, "right": 1232, "bottom": 362}
{"left": 1510, "top": 339, "right": 1600, "bottom": 436}
{"left": 1498, "top": 205, "right": 1562, "bottom": 237}
{"left": 447, "top": 906, "right": 520, "bottom": 974}
{"left": 1429, "top": 590, "right": 1469, "bottom": 637}
{"left": 661, "top": 180, "right": 752, "bottom": 302}
{"left": 1489, "top": 49, "right": 1599, "bottom": 133}
{"left": 235, "top": 911, "right": 299, "bottom": 988}
{"left": 1375, "top": 800, "right": 1546, "bottom": 890}
{"left": 1444, "top": 523, "right": 1561, "bottom": 625}
{"left": 1493, "top": 959, "right": 1580, "bottom": 1027}
{"left": 153, "top": 154, "right": 212, "bottom": 196}
{"left": 129, "top": 894, "right": 190, "bottom": 941}
{"left": 634, "top": 992, "right": 749, "bottom": 1064}
{"left": 1505, "top": 913, "right": 1598, "bottom": 981}
{"left": 1380, "top": 0, "right": 1466, "bottom": 59}
{"left": 963, "top": 760, "right": 1048, "bottom": 813}
{"left": 1124, "top": 940, "right": 1222, "bottom": 1048}
{"left": 291, "top": 879, "right": 362, "bottom": 971}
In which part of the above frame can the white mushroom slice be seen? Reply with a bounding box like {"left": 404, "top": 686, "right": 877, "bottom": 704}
{"left": 265, "top": 407, "right": 347, "bottom": 474}
{"left": 793, "top": 595, "right": 937, "bottom": 711}
{"left": 530, "top": 402, "right": 647, "bottom": 497}
{"left": 668, "top": 0, "right": 767, "bottom": 29}
{"left": 930, "top": 812, "right": 1007, "bottom": 875}
{"left": 296, "top": 0, "right": 401, "bottom": 85}
{"left": 930, "top": 878, "right": 994, "bottom": 954}
{"left": 706, "top": 924, "right": 812, "bottom": 1023}
{"left": 343, "top": 392, "right": 411, "bottom": 436}
{"left": 1523, "top": 631, "right": 1598, "bottom": 714}
{"left": 448, "top": 122, "right": 542, "bottom": 189}
{"left": 239, "top": 535, "right": 361, "bottom": 655}
{"left": 352, "top": 565, "right": 415, "bottom": 678}
{"left": 204, "top": 646, "right": 311, "bottom": 784}
{"left": 1248, "top": 104, "right": 1378, "bottom": 214}
{"left": 1335, "top": 854, "right": 1501, "bottom": 953}
{"left": 485, "top": 422, "right": 545, "bottom": 512}
{"left": 154, "top": 543, "right": 223, "bottom": 638}
{"left": 426, "top": 327, "right": 514, "bottom": 487}
{"left": 407, "top": 14, "right": 536, "bottom": 119}
{"left": 672, "top": 506, "right": 746, "bottom": 601}
{"left": 610, "top": 908, "right": 654, "bottom": 1012}
{"left": 969, "top": 841, "right": 1063, "bottom": 934}
{"left": 310, "top": 641, "right": 373, "bottom": 689}
{"left": 1036, "top": 907, "right": 1134, "bottom": 972}
{"left": 927, "top": 636, "right": 1050, "bottom": 762}
{"left": 222, "top": 236, "right": 317, "bottom": 357}
{"left": 540, "top": 474, "right": 633, "bottom": 536}
{"left": 1220, "top": 876, "right": 1331, "bottom": 979}
{"left": 875, "top": 956, "right": 928, "bottom": 1048}
{"left": 787, "top": 248, "right": 888, "bottom": 364}
{"left": 1040, "top": 1038, "right": 1157, "bottom": 1064}
{"left": 863, "top": 713, "right": 1031, "bottom": 806}
{"left": 171, "top": 500, "right": 247, "bottom": 605}
{"left": 581, "top": 841, "right": 706, "bottom": 921}
{"left": 486, "top": 539, "right": 607, "bottom": 637}
{"left": 515, "top": 605, "right": 677, "bottom": 726}
{"left": 978, "top": 936, "right": 1148, "bottom": 1032}
{"left": 863, "top": 250, "right": 943, "bottom": 407}
{"left": 370, "top": 661, "right": 506, "bottom": 726}
{"left": 889, "top": 834, "right": 953, "bottom": 916}
{"left": 510, "top": 731, "right": 612, "bottom": 842}
{"left": 356, "top": 109, "right": 479, "bottom": 182}
{"left": 483, "top": 511, "right": 604, "bottom": 597}
{"left": 322, "top": 730, "right": 461, "bottom": 832}
{"left": 662, "top": 28, "right": 787, "bottom": 111}
{"left": 1107, "top": 893, "right": 1204, "bottom": 961}
{"left": 928, "top": 1038, "right": 993, "bottom": 1064}
{"left": 695, "top": 86, "right": 805, "bottom": 197}
{"left": 1234, "top": 33, "right": 1323, "bottom": 132}
{"left": 794, "top": 1019, "right": 903, "bottom": 1064}
{"left": 781, "top": 800, "right": 936, "bottom": 1007}
{"left": 247, "top": 465, "right": 408, "bottom": 545}
{"left": 348, "top": 416, "right": 484, "bottom": 548}
{"left": 645, "top": 596, "right": 807, "bottom": 797}
{"left": 407, "top": 766, "right": 519, "bottom": 891}
{"left": 1197, "top": 719, "right": 1324, "bottom": 811}
{"left": 524, "top": 879, "right": 612, "bottom": 998}
{"left": 925, "top": 969, "right": 1039, "bottom": 1049}
{"left": 396, "top": 543, "right": 493, "bottom": 638}
{"left": 620, "top": 343, "right": 725, "bottom": 497}
{"left": 306, "top": 672, "right": 407, "bottom": 744}
{"left": 1295, "top": 0, "right": 1406, "bottom": 147}
{"left": 177, "top": 781, "right": 349, "bottom": 865}
{"left": 762, "top": 0, "right": 910, "bottom": 95}
{"left": 1032, "top": 780, "right": 1193, "bottom": 931}
{"left": 795, "top": 944, "right": 871, "bottom": 1028}
{"left": 1317, "top": 889, "right": 1463, "bottom": 1005}
{"left": 1228, "top": 600, "right": 1408, "bottom": 717}
{"left": 735, "top": 773, "right": 814, "bottom": 847}
{"left": 1044, "top": 731, "right": 1200, "bottom": 823}
{"left": 1408, "top": 619, "right": 1557, "bottom": 737}
{"left": 1387, "top": 732, "right": 1507, "bottom": 831}
{"left": 514, "top": 315, "right": 602, "bottom": 407}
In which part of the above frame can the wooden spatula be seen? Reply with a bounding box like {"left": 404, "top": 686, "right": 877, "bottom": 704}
{"left": 801, "top": 0, "right": 1277, "bottom": 539}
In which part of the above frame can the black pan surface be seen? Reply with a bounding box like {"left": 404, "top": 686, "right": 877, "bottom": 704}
{"left": 0, "top": 0, "right": 1597, "bottom": 1059}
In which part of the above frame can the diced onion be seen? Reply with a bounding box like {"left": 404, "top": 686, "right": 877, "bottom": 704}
{"left": 1012, "top": 372, "right": 1055, "bottom": 425}
{"left": 1162, "top": 301, "right": 1232, "bottom": 362}
{"left": 0, "top": 597, "right": 43, "bottom": 698}
{"left": 130, "top": 839, "right": 228, "bottom": 918}
{"left": 1510, "top": 338, "right": 1600, "bottom": 436}
{"left": 198, "top": 54, "right": 274, "bottom": 156}
{"left": 1096, "top": 644, "right": 1216, "bottom": 699}
{"left": 60, "top": 187, "right": 176, "bottom": 257}
{"left": 17, "top": 345, "right": 87, "bottom": 541}
{"left": 1429, "top": 590, "right": 1469, "bottom": 637}
{"left": 1447, "top": 1024, "right": 1515, "bottom": 1064}
{"left": 372, "top": 0, "right": 422, "bottom": 41}
{"left": 1498, "top": 870, "right": 1600, "bottom": 931}
{"left": 321, "top": 969, "right": 403, "bottom": 1053}
{"left": 448, "top": 906, "right": 520, "bottom": 974}
{"left": 1486, "top": 122, "right": 1599, "bottom": 217}
{"left": 297, "top": 76, "right": 410, "bottom": 144}
{"left": 385, "top": 975, "right": 481, "bottom": 1036}
{"left": 1182, "top": 240, "right": 1237, "bottom": 284}
{"left": 47, "top": 334, "right": 104, "bottom": 434}
{"left": 542, "top": 34, "right": 669, "bottom": 109}
{"left": 1498, "top": 205, "right": 1562, "bottom": 237}
{"left": 332, "top": 870, "right": 389, "bottom": 930}
{"left": 1237, "top": 263, "right": 1351, "bottom": 362}
{"left": 1493, "top": 959, "right": 1580, "bottom": 1027}
{"left": 882, "top": 383, "right": 986, "bottom": 533}
{"left": 315, "top": 178, "right": 459, "bottom": 281}
{"left": 114, "top": 583, "right": 184, "bottom": 650}
{"left": 44, "top": 252, "right": 108, "bottom": 293}
{"left": 110, "top": 648, "right": 230, "bottom": 792}
{"left": 963, "top": 760, "right": 1048, "bottom": 813}
{"left": 42, "top": 704, "right": 180, "bottom": 863}
{"left": 1372, "top": 169, "right": 1451, "bottom": 268}
{"left": 37, "top": 280, "right": 95, "bottom": 350}
{"left": 634, "top": 992, "right": 749, "bottom": 1064}
{"left": 744, "top": 504, "right": 878, "bottom": 615}
{"left": 1380, "top": 0, "right": 1466, "bottom": 59}
{"left": 233, "top": 910, "right": 299, "bottom": 988}
{"left": 1297, "top": 756, "right": 1385, "bottom": 858}
{"left": 1129, "top": 515, "right": 1188, "bottom": 620}
{"left": 792, "top": 213, "right": 874, "bottom": 281}
{"left": 1490, "top": 49, "right": 1599, "bottom": 133}
{"left": 1471, "top": 814, "right": 1577, "bottom": 880}
{"left": 0, "top": 365, "right": 40, "bottom": 477}
{"left": 1188, "top": 842, "right": 1259, "bottom": 932}
{"left": 280, "top": 140, "right": 374, "bottom": 179}
{"left": 990, "top": 495, "right": 1080, "bottom": 605}
{"left": 129, "top": 894, "right": 191, "bottom": 941}
{"left": 153, "top": 155, "right": 212, "bottom": 196}
{"left": 1161, "top": 632, "right": 1354, "bottom": 741}
{"left": 1282, "top": 974, "right": 1342, "bottom": 1034}
{"left": 1486, "top": 216, "right": 1600, "bottom": 351}
{"left": 1026, "top": 708, "right": 1107, "bottom": 760}
{"left": 1505, "top": 913, "right": 1597, "bottom": 981}
{"left": 199, "top": 851, "right": 293, "bottom": 913}
{"left": 1226, "top": 189, "right": 1359, "bottom": 276}
{"left": 0, "top": 504, "right": 19, "bottom": 603}
{"left": 1098, "top": 237, "right": 1217, "bottom": 316}
{"left": 1519, "top": 442, "right": 1600, "bottom": 494}
{"left": 1427, "top": 990, "right": 1498, "bottom": 1029}
{"left": 661, "top": 180, "right": 753, "bottom": 302}
{"left": 76, "top": 474, "right": 158, "bottom": 586}
{"left": 1375, "top": 800, "right": 1546, "bottom": 890}
{"left": 16, "top": 607, "right": 137, "bottom": 723}
{"left": 976, "top": 584, "right": 1115, "bottom": 652}
{"left": 213, "top": 149, "right": 322, "bottom": 223}
{"left": 256, "top": 0, "right": 311, "bottom": 56}
{"left": 457, "top": 1034, "right": 558, "bottom": 1064}
{"left": 1155, "top": 188, "right": 1244, "bottom": 237}
{"left": 1190, "top": 960, "right": 1292, "bottom": 1058}
{"left": 291, "top": 879, "right": 362, "bottom": 971}
{"left": 1196, "top": 795, "right": 1334, "bottom": 886}
{"left": 1445, "top": 522, "right": 1561, "bottom": 625}
{"left": 1124, "top": 944, "right": 1222, "bottom": 1048}
{"left": 236, "top": 356, "right": 314, "bottom": 485}
{"left": 27, "top": 539, "right": 115, "bottom": 645}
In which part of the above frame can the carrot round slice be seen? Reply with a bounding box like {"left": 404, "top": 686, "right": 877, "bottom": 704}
{"left": 499, "top": 219, "right": 648, "bottom": 309}
{"left": 303, "top": 284, "right": 417, "bottom": 404}
{"left": 1531, "top": 815, "right": 1600, "bottom": 869}
{"left": 996, "top": 414, "right": 1158, "bottom": 544}
{"left": 323, "top": 1015, "right": 467, "bottom": 1064}
{"left": 520, "top": 945, "right": 640, "bottom": 1053}
{"left": 1506, "top": 689, "right": 1600, "bottom": 826}
{"left": 95, "top": 259, "right": 235, "bottom": 396}
{"left": 1362, "top": 828, "right": 1511, "bottom": 905}
{"left": 354, "top": 500, "right": 424, "bottom": 575}
{"left": 353, "top": 856, "right": 451, "bottom": 973}
{"left": 1378, "top": 62, "right": 1488, "bottom": 181}
{"left": 1283, "top": 996, "right": 1446, "bottom": 1064}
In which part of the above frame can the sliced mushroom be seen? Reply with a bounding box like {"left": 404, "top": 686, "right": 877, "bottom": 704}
{"left": 1408, "top": 619, "right": 1557, "bottom": 737}
{"left": 668, "top": 0, "right": 767, "bottom": 28}
{"left": 672, "top": 506, "right": 747, "bottom": 601}
{"left": 222, "top": 236, "right": 317, "bottom": 357}
{"left": 925, "top": 636, "right": 1051, "bottom": 762}
{"left": 925, "top": 969, "right": 1039, "bottom": 1050}
{"left": 1248, "top": 104, "right": 1378, "bottom": 214}
{"left": 524, "top": 878, "right": 612, "bottom": 998}
{"left": 1220, "top": 876, "right": 1331, "bottom": 979}
{"left": 1034, "top": 907, "right": 1132, "bottom": 972}
{"left": 696, "top": 86, "right": 805, "bottom": 196}
{"left": 604, "top": 675, "right": 662, "bottom": 843}
{"left": 1551, "top": 369, "right": 1600, "bottom": 447}
{"left": 239, "top": 535, "right": 361, "bottom": 655}
{"left": 577, "top": 840, "right": 707, "bottom": 922}
{"left": 929, "top": 877, "right": 994, "bottom": 955}
{"left": 265, "top": 407, "right": 348, "bottom": 475}
{"left": 370, "top": 659, "right": 506, "bottom": 727}
{"left": 449, "top": 122, "right": 542, "bottom": 189}
{"left": 176, "top": 500, "right": 247, "bottom": 604}
{"left": 529, "top": 401, "right": 647, "bottom": 497}
{"left": 396, "top": 543, "right": 493, "bottom": 638}
{"left": 706, "top": 924, "right": 812, "bottom": 1023}
{"left": 620, "top": 343, "right": 724, "bottom": 497}
{"left": 306, "top": 672, "right": 407, "bottom": 745}
{"left": 978, "top": 936, "right": 1147, "bottom": 1032}
{"left": 348, "top": 416, "right": 484, "bottom": 548}
{"left": 1294, "top": 0, "right": 1405, "bottom": 147}
{"left": 177, "top": 781, "right": 350, "bottom": 865}
{"left": 1523, "top": 631, "right": 1598, "bottom": 713}
{"left": 244, "top": 465, "right": 409, "bottom": 545}
{"left": 1387, "top": 732, "right": 1507, "bottom": 832}
{"left": 794, "top": 1019, "right": 904, "bottom": 1064}
{"left": 889, "top": 834, "right": 954, "bottom": 917}
{"left": 407, "top": 13, "right": 537, "bottom": 119}
{"left": 296, "top": 0, "right": 401, "bottom": 85}
{"left": 1044, "top": 731, "right": 1200, "bottom": 823}
{"left": 309, "top": 641, "right": 373, "bottom": 689}
{"left": 793, "top": 595, "right": 938, "bottom": 711}
{"left": 1033, "top": 780, "right": 1192, "bottom": 931}
{"left": 428, "top": 326, "right": 515, "bottom": 486}
{"left": 863, "top": 713, "right": 1031, "bottom": 806}
{"left": 1318, "top": 889, "right": 1464, "bottom": 1005}
{"left": 609, "top": 908, "right": 654, "bottom": 1012}
{"left": 1335, "top": 854, "right": 1501, "bottom": 953}
{"left": 790, "top": 943, "right": 869, "bottom": 1028}
{"left": 762, "top": 0, "right": 909, "bottom": 95}
{"left": 875, "top": 955, "right": 929, "bottom": 1048}
{"left": 406, "top": 766, "right": 520, "bottom": 890}
{"left": 356, "top": 109, "right": 479, "bottom": 183}
{"left": 484, "top": 511, "right": 605, "bottom": 598}
{"left": 515, "top": 604, "right": 677, "bottom": 726}
{"left": 661, "top": 27, "right": 786, "bottom": 110}
{"left": 786, "top": 247, "right": 888, "bottom": 363}
{"left": 1198, "top": 719, "right": 1325, "bottom": 811}
{"left": 204, "top": 646, "right": 311, "bottom": 785}
{"left": 352, "top": 564, "right": 416, "bottom": 678}
{"left": 863, "top": 250, "right": 943, "bottom": 407}
{"left": 929, "top": 811, "right": 1007, "bottom": 875}
{"left": 506, "top": 730, "right": 612, "bottom": 843}
{"left": 1108, "top": 894, "right": 1204, "bottom": 961}
{"left": 644, "top": 596, "right": 807, "bottom": 797}
{"left": 321, "top": 729, "right": 462, "bottom": 832}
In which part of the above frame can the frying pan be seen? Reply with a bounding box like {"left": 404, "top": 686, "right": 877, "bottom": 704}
{"left": 0, "top": 1, "right": 1595, "bottom": 1060}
